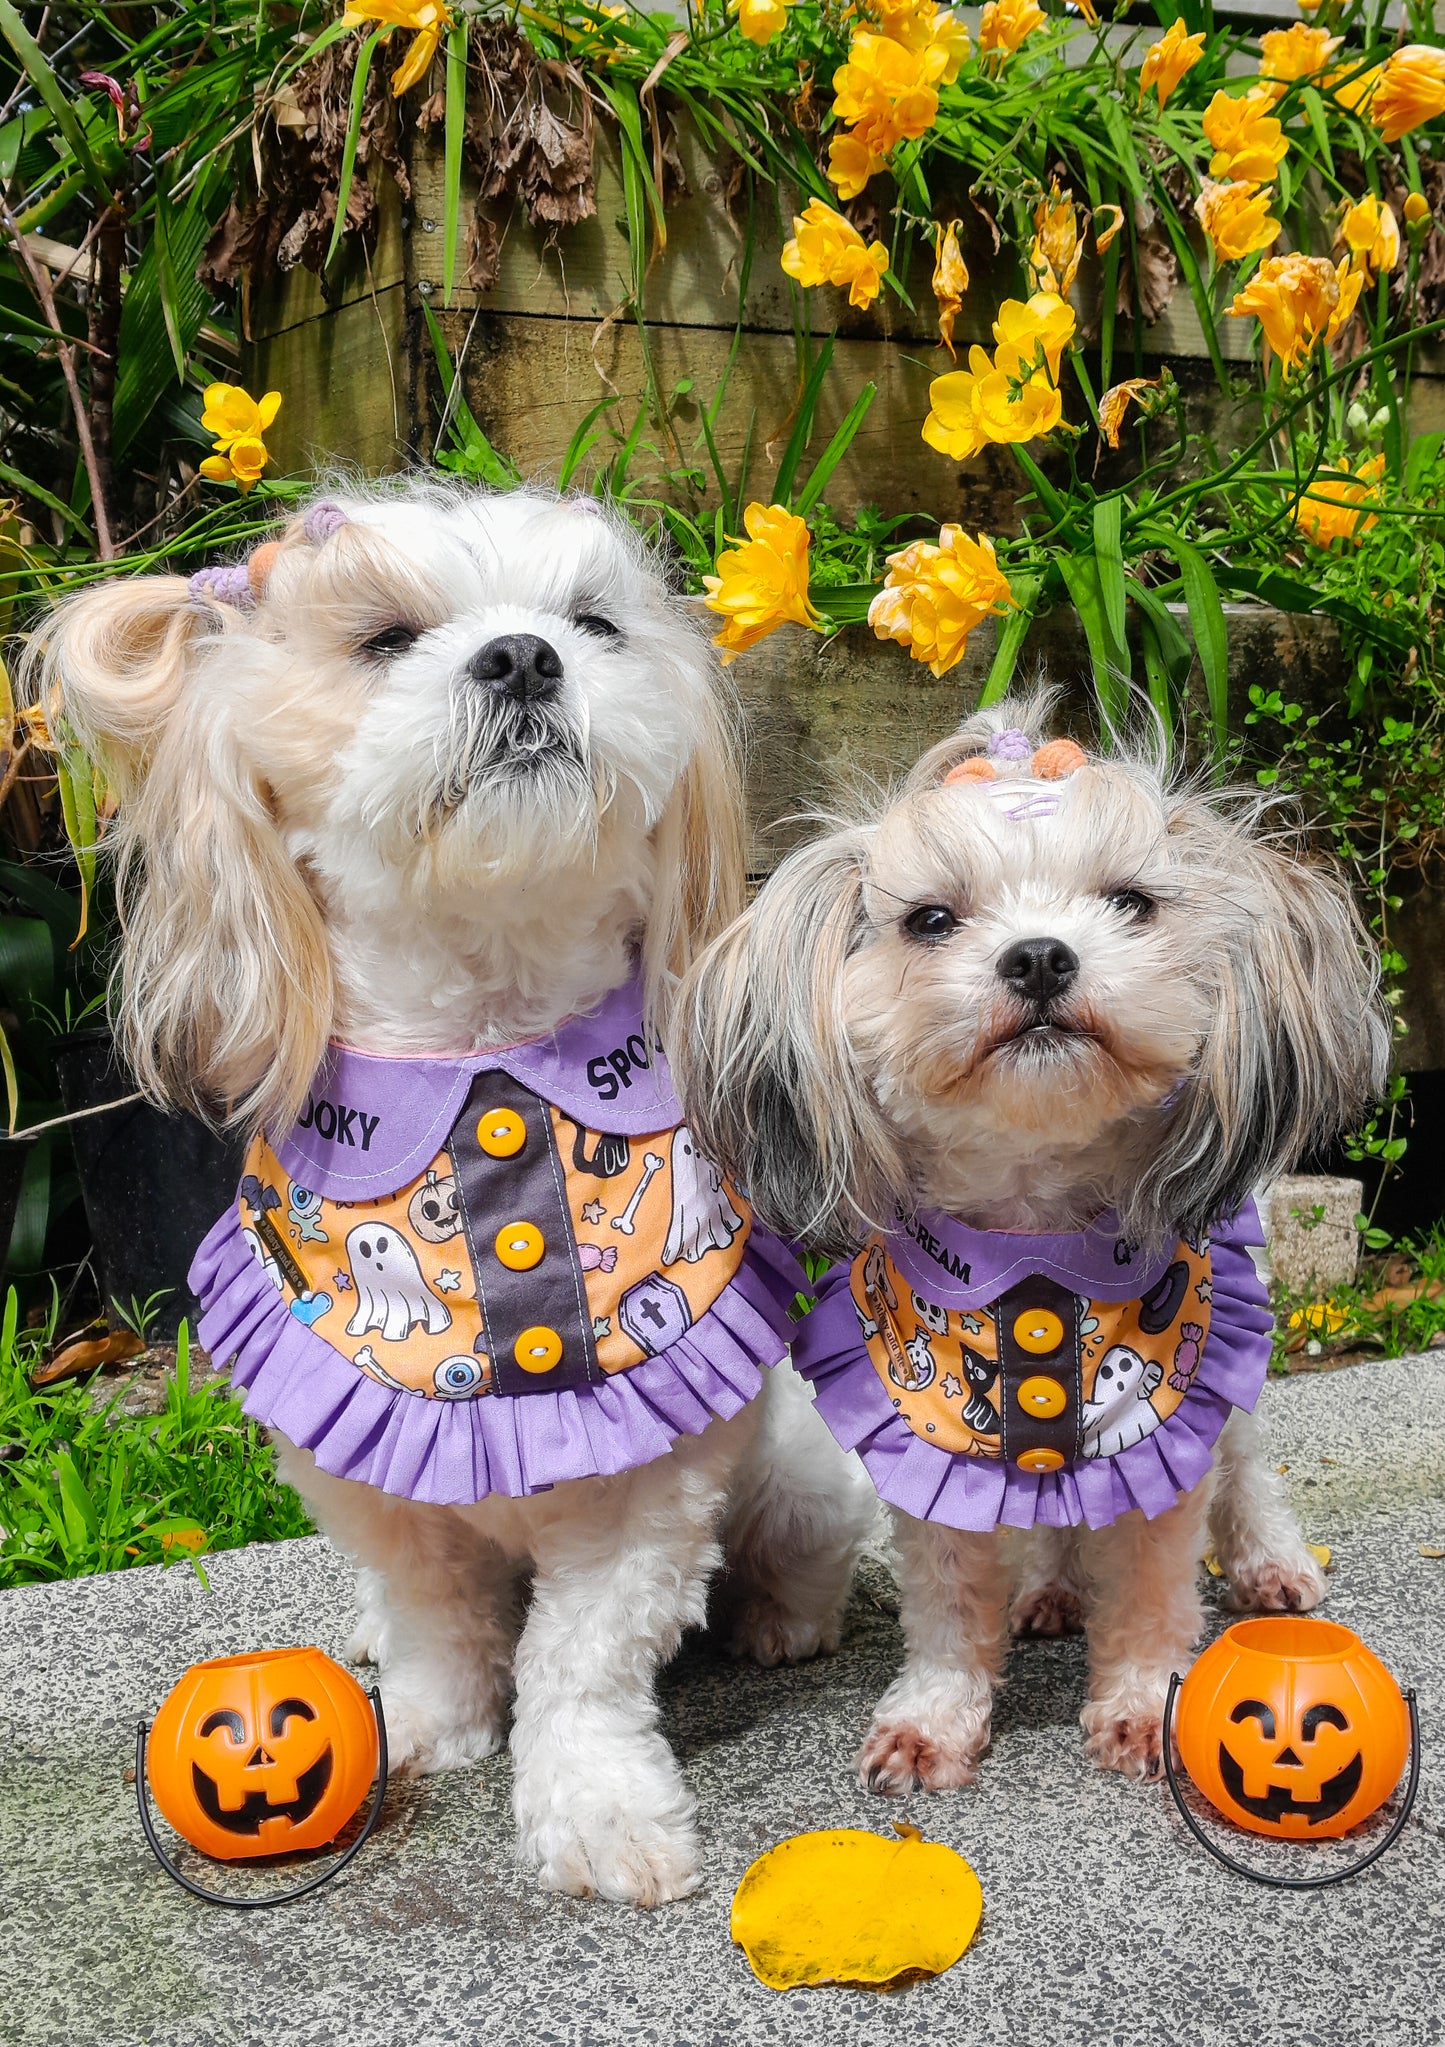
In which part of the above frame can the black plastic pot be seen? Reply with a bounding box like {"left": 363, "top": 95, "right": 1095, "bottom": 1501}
{"left": 51, "top": 1028, "right": 245, "bottom": 1341}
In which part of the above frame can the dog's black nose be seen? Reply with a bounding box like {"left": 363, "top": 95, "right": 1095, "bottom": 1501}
{"left": 997, "top": 936, "right": 1079, "bottom": 1004}
{"left": 466, "top": 633, "right": 563, "bottom": 703}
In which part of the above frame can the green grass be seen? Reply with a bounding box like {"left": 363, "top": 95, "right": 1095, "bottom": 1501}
{"left": 1270, "top": 1222, "right": 1445, "bottom": 1374}
{"left": 0, "top": 1291, "right": 311, "bottom": 1588}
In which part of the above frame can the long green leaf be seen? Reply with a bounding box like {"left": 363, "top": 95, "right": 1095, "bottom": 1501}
{"left": 442, "top": 19, "right": 467, "bottom": 308}
{"left": 1092, "top": 496, "right": 1127, "bottom": 653}
{"left": 980, "top": 572, "right": 1043, "bottom": 706}
{"left": 772, "top": 336, "right": 835, "bottom": 508}
{"left": 325, "top": 28, "right": 381, "bottom": 272}
{"left": 114, "top": 163, "right": 225, "bottom": 456}
{"left": 794, "top": 382, "right": 876, "bottom": 515}
{"left": 1058, "top": 552, "right": 1130, "bottom": 736}
{"left": 150, "top": 154, "right": 187, "bottom": 381}
{"left": 1171, "top": 538, "right": 1230, "bottom": 762}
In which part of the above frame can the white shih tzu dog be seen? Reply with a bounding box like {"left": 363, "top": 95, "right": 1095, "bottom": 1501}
{"left": 28, "top": 480, "right": 871, "bottom": 1903}
{"left": 674, "top": 695, "right": 1388, "bottom": 1790}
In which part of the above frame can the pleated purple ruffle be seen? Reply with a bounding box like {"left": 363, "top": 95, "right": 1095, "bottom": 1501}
{"left": 790, "top": 1204, "right": 1272, "bottom": 1532}
{"left": 190, "top": 1216, "right": 804, "bottom": 1505}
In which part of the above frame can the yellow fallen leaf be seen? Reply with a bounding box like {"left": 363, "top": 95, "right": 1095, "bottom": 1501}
{"left": 731, "top": 1824, "right": 983, "bottom": 1991}
{"left": 1307, "top": 1542, "right": 1332, "bottom": 1569}
{"left": 1420, "top": 1545, "right": 1445, "bottom": 1560}
{"left": 160, "top": 1525, "right": 208, "bottom": 1554}
{"left": 1203, "top": 1548, "right": 1223, "bottom": 1577}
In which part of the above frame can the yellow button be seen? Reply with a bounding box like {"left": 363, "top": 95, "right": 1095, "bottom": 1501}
{"left": 1017, "top": 1373, "right": 1068, "bottom": 1420}
{"left": 1013, "top": 1307, "right": 1065, "bottom": 1355}
{"left": 495, "top": 1221, "right": 544, "bottom": 1271}
{"left": 1016, "top": 1446, "right": 1066, "bottom": 1474}
{"left": 514, "top": 1325, "right": 563, "bottom": 1374}
{"left": 477, "top": 1106, "right": 526, "bottom": 1158}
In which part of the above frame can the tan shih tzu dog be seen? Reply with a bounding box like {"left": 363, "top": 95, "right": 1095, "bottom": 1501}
{"left": 27, "top": 480, "right": 872, "bottom": 1904}
{"left": 675, "top": 695, "right": 1388, "bottom": 1790}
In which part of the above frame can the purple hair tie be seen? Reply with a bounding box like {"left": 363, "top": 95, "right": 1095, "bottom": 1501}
{"left": 304, "top": 501, "right": 349, "bottom": 542}
{"left": 986, "top": 727, "right": 1035, "bottom": 762}
{"left": 187, "top": 563, "right": 255, "bottom": 611}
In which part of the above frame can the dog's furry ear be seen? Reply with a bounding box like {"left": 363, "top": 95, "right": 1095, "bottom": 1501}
{"left": 22, "top": 575, "right": 213, "bottom": 802}
{"left": 643, "top": 670, "right": 747, "bottom": 1035}
{"left": 23, "top": 575, "right": 331, "bottom": 1136}
{"left": 1129, "top": 797, "right": 1391, "bottom": 1247}
{"left": 672, "top": 826, "right": 905, "bottom": 1256}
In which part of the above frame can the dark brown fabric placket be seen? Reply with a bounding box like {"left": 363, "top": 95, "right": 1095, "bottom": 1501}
{"left": 994, "top": 1274, "right": 1082, "bottom": 1472}
{"left": 450, "top": 1070, "right": 600, "bottom": 1398}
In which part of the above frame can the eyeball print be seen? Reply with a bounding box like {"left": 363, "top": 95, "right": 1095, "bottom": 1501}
{"left": 433, "top": 1353, "right": 491, "bottom": 1400}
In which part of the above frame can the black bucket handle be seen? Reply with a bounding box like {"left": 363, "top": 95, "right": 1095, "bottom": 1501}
{"left": 136, "top": 1686, "right": 388, "bottom": 1908}
{"left": 1162, "top": 1670, "right": 1420, "bottom": 1889}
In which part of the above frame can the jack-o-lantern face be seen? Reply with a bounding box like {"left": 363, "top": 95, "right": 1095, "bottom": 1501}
{"left": 1175, "top": 1618, "right": 1409, "bottom": 1841}
{"left": 148, "top": 1648, "right": 378, "bottom": 1861}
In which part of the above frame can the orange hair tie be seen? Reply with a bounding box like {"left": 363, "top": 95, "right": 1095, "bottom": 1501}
{"left": 943, "top": 758, "right": 998, "bottom": 785}
{"left": 1031, "top": 739, "right": 1087, "bottom": 780}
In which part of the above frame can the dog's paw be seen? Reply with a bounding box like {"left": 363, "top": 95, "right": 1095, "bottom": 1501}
{"left": 1081, "top": 1701, "right": 1165, "bottom": 1782}
{"left": 518, "top": 1806, "right": 702, "bottom": 1908}
{"left": 1224, "top": 1552, "right": 1327, "bottom": 1615}
{"left": 1010, "top": 1583, "right": 1086, "bottom": 1637}
{"left": 856, "top": 1720, "right": 985, "bottom": 1796}
{"left": 379, "top": 1689, "right": 503, "bottom": 1776}
{"left": 345, "top": 1618, "right": 383, "bottom": 1666}
{"left": 729, "top": 1596, "right": 843, "bottom": 1669}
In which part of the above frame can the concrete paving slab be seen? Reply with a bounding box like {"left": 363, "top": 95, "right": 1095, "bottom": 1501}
{"left": 2, "top": 1355, "right": 1443, "bottom": 2047}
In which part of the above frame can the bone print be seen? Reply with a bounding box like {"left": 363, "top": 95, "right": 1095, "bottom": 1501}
{"left": 611, "top": 1152, "right": 665, "bottom": 1235}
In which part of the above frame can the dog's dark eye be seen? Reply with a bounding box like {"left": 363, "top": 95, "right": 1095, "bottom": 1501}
{"left": 358, "top": 623, "right": 420, "bottom": 661}
{"left": 573, "top": 613, "right": 620, "bottom": 639}
{"left": 904, "top": 905, "right": 958, "bottom": 943}
{"left": 1106, "top": 888, "right": 1156, "bottom": 923}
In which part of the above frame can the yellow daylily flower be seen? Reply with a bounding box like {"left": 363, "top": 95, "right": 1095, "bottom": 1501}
{"left": 1228, "top": 252, "right": 1362, "bottom": 372}
{"left": 200, "top": 437, "right": 271, "bottom": 495}
{"left": 978, "top": 0, "right": 1045, "bottom": 62}
{"left": 200, "top": 384, "right": 281, "bottom": 491}
{"left": 833, "top": 32, "right": 949, "bottom": 154}
{"left": 729, "top": 0, "right": 790, "bottom": 47}
{"left": 1139, "top": 19, "right": 1204, "bottom": 109}
{"left": 867, "top": 0, "right": 970, "bottom": 80}
{"left": 1195, "top": 180, "right": 1282, "bottom": 263}
{"left": 1327, "top": 59, "right": 1382, "bottom": 118}
{"left": 1258, "top": 22, "right": 1341, "bottom": 97}
{"left": 1371, "top": 44, "right": 1445, "bottom": 144}
{"left": 923, "top": 342, "right": 1063, "bottom": 460}
{"left": 702, "top": 503, "right": 821, "bottom": 661}
{"left": 827, "top": 129, "right": 885, "bottom": 200}
{"left": 1202, "top": 87, "right": 1289, "bottom": 182}
{"left": 868, "top": 527, "right": 1014, "bottom": 677}
{"left": 344, "top": 0, "right": 454, "bottom": 96}
{"left": 780, "top": 197, "right": 890, "bottom": 309}
{"left": 991, "top": 290, "right": 1076, "bottom": 381}
{"left": 201, "top": 382, "right": 282, "bottom": 450}
{"left": 933, "top": 218, "right": 969, "bottom": 358}
{"left": 1029, "top": 184, "right": 1082, "bottom": 298}
{"left": 1339, "top": 194, "right": 1401, "bottom": 281}
{"left": 1290, "top": 453, "right": 1385, "bottom": 549}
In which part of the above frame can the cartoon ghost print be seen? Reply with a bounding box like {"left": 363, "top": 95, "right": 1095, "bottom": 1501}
{"left": 662, "top": 1125, "right": 744, "bottom": 1264}
{"left": 345, "top": 1223, "right": 453, "bottom": 1343}
{"left": 1080, "top": 1345, "right": 1165, "bottom": 1458}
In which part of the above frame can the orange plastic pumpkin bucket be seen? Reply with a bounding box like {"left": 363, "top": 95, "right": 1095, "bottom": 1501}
{"left": 138, "top": 1646, "right": 388, "bottom": 1906}
{"left": 1164, "top": 1617, "right": 1419, "bottom": 1887}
